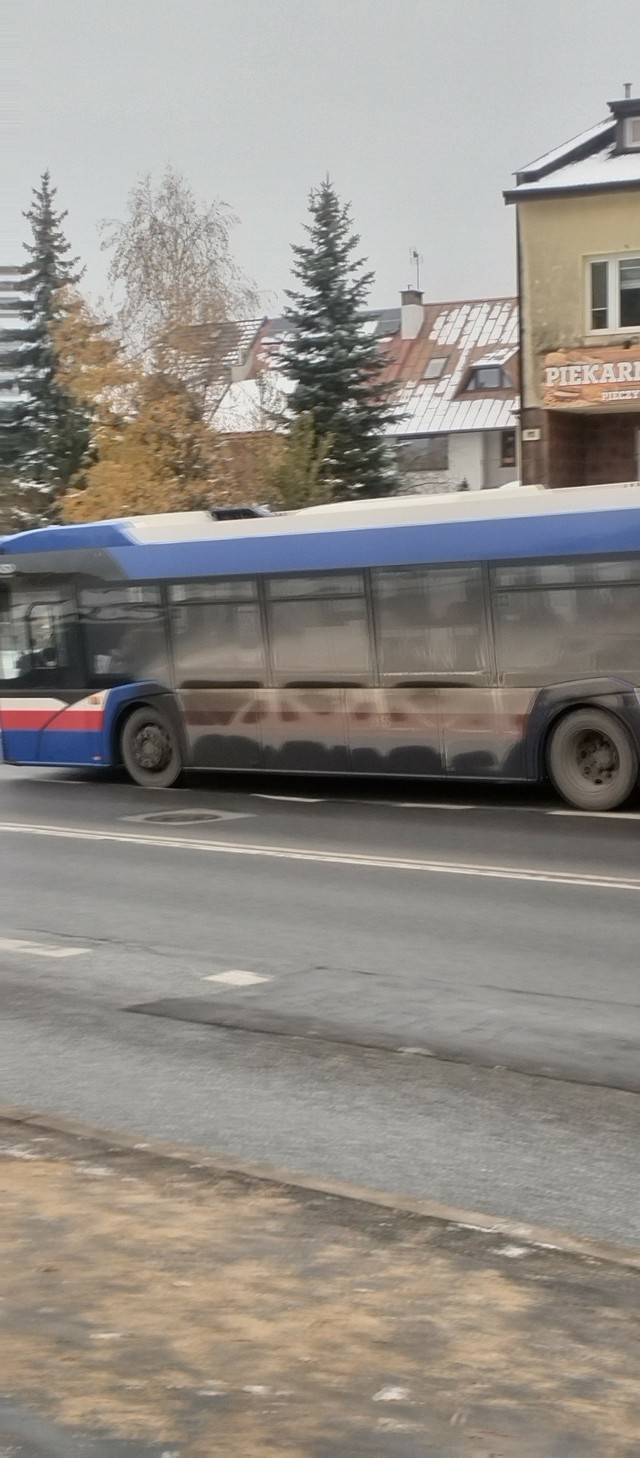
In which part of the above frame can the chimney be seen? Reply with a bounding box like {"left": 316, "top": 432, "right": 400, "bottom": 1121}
{"left": 400, "top": 288, "right": 424, "bottom": 341}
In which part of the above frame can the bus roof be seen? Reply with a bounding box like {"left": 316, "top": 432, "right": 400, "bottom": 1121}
{"left": 2, "top": 484, "right": 640, "bottom": 579}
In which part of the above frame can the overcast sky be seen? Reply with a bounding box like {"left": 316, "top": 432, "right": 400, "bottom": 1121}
{"left": 6, "top": 0, "right": 640, "bottom": 315}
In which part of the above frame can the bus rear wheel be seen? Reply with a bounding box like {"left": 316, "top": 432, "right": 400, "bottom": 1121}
{"left": 547, "top": 708, "right": 637, "bottom": 811}
{"left": 120, "top": 706, "right": 182, "bottom": 789}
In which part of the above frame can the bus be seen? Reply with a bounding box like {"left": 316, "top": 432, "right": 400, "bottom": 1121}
{"left": 1, "top": 484, "right": 640, "bottom": 812}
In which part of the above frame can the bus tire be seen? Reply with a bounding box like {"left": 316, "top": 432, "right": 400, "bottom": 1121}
{"left": 546, "top": 707, "right": 637, "bottom": 811}
{"left": 120, "top": 705, "right": 182, "bottom": 789}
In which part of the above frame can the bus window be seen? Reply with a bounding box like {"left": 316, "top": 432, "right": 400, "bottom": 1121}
{"left": 266, "top": 572, "right": 371, "bottom": 685}
{"left": 493, "top": 580, "right": 640, "bottom": 683}
{"left": 170, "top": 579, "right": 265, "bottom": 687}
{"left": 0, "top": 586, "right": 74, "bottom": 686}
{"left": 78, "top": 586, "right": 169, "bottom": 686}
{"left": 372, "top": 565, "right": 488, "bottom": 679}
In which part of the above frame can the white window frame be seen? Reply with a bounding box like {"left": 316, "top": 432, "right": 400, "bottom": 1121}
{"left": 623, "top": 116, "right": 640, "bottom": 151}
{"left": 424, "top": 355, "right": 448, "bottom": 380}
{"left": 586, "top": 253, "right": 640, "bottom": 334}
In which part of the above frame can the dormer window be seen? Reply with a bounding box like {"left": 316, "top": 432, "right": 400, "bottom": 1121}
{"left": 609, "top": 91, "right": 640, "bottom": 154}
{"left": 424, "top": 355, "right": 448, "bottom": 380}
{"left": 465, "top": 365, "right": 509, "bottom": 391}
{"left": 624, "top": 115, "right": 640, "bottom": 150}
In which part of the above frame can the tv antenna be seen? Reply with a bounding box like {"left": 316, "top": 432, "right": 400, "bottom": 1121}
{"left": 409, "top": 247, "right": 423, "bottom": 291}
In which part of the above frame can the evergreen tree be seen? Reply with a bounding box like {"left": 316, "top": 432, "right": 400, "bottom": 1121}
{"left": 280, "top": 178, "right": 398, "bottom": 499}
{"left": 12, "top": 173, "right": 90, "bottom": 525}
{"left": 264, "top": 412, "right": 332, "bottom": 510}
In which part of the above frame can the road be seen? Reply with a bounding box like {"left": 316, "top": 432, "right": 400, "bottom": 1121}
{"left": 0, "top": 764, "right": 638, "bottom": 1246}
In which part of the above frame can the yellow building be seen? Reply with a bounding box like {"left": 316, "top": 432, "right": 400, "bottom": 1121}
{"left": 505, "top": 90, "right": 640, "bottom": 487}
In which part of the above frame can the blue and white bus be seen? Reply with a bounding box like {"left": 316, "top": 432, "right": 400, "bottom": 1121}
{"left": 2, "top": 485, "right": 640, "bottom": 811}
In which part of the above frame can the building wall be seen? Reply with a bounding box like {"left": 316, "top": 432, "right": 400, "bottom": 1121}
{"left": 518, "top": 190, "right": 640, "bottom": 409}
{"left": 483, "top": 430, "right": 518, "bottom": 488}
{"left": 396, "top": 431, "right": 516, "bottom": 494}
{"left": 448, "top": 432, "right": 484, "bottom": 490}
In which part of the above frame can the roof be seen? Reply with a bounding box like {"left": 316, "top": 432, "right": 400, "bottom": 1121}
{"left": 505, "top": 106, "right": 640, "bottom": 201}
{"left": 212, "top": 298, "right": 519, "bottom": 440}
{"left": 212, "top": 372, "right": 293, "bottom": 433}
{"left": 162, "top": 317, "right": 265, "bottom": 406}
{"left": 387, "top": 298, "right": 518, "bottom": 437}
{"left": 5, "top": 485, "right": 640, "bottom": 577}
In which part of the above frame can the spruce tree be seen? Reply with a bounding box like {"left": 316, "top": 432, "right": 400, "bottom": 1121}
{"left": 280, "top": 178, "right": 397, "bottom": 499}
{"left": 12, "top": 173, "right": 89, "bottom": 525}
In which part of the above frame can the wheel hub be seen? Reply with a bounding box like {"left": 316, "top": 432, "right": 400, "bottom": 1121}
{"left": 131, "top": 723, "right": 172, "bottom": 773}
{"left": 574, "top": 730, "right": 618, "bottom": 787}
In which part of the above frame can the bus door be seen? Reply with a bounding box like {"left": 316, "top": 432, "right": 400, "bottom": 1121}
{"left": 0, "top": 578, "right": 82, "bottom": 763}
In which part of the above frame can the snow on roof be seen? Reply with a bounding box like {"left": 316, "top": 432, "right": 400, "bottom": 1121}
{"left": 510, "top": 141, "right": 640, "bottom": 197}
{"left": 162, "top": 316, "right": 265, "bottom": 405}
{"left": 516, "top": 118, "right": 612, "bottom": 180}
{"left": 506, "top": 107, "right": 640, "bottom": 199}
{"left": 214, "top": 371, "right": 292, "bottom": 434}
{"left": 212, "top": 298, "right": 519, "bottom": 441}
{"left": 471, "top": 346, "right": 518, "bottom": 368}
{"left": 386, "top": 297, "right": 519, "bottom": 437}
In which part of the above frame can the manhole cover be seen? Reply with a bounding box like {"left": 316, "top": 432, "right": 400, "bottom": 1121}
{"left": 121, "top": 809, "right": 250, "bottom": 826}
{"left": 141, "top": 810, "right": 223, "bottom": 824}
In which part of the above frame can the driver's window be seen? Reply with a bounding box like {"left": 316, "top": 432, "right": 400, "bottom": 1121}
{"left": 0, "top": 586, "right": 72, "bottom": 685}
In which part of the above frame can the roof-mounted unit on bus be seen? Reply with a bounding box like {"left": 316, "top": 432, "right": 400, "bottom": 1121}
{"left": 209, "top": 505, "right": 272, "bottom": 520}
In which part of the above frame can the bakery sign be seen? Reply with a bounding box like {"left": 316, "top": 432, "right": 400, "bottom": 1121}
{"left": 543, "top": 346, "right": 640, "bottom": 407}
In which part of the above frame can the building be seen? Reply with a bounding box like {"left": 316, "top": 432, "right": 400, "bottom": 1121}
{"left": 506, "top": 88, "right": 640, "bottom": 488}
{"left": 212, "top": 291, "right": 520, "bottom": 494}
{"left": 0, "top": 265, "right": 34, "bottom": 464}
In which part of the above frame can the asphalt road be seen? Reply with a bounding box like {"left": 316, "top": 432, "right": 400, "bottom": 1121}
{"left": 0, "top": 764, "right": 638, "bottom": 1245}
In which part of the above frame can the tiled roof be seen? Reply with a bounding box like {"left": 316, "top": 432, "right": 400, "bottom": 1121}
{"left": 387, "top": 298, "right": 519, "bottom": 436}
{"left": 164, "top": 317, "right": 265, "bottom": 403}
{"left": 213, "top": 297, "right": 519, "bottom": 439}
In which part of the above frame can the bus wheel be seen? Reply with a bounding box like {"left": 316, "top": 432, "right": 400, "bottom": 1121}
{"left": 547, "top": 708, "right": 637, "bottom": 811}
{"left": 120, "top": 706, "right": 182, "bottom": 789}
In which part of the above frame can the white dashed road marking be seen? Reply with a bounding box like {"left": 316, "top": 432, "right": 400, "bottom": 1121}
{"left": 0, "top": 936, "right": 89, "bottom": 960}
{"left": 204, "top": 970, "right": 271, "bottom": 987}
{"left": 254, "top": 794, "right": 323, "bottom": 803}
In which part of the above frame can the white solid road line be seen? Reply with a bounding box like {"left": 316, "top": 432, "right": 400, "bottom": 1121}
{"left": 0, "top": 819, "right": 638, "bottom": 893}
{"left": 0, "top": 935, "right": 89, "bottom": 959}
{"left": 547, "top": 808, "right": 640, "bottom": 820}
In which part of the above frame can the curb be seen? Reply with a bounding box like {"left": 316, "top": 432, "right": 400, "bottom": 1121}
{"left": 1, "top": 1103, "right": 639, "bottom": 1271}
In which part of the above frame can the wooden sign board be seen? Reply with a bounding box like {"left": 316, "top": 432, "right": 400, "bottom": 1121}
{"left": 543, "top": 346, "right": 640, "bottom": 408}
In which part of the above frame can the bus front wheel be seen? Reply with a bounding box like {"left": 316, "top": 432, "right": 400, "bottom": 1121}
{"left": 547, "top": 708, "right": 637, "bottom": 811}
{"left": 120, "top": 706, "right": 182, "bottom": 789}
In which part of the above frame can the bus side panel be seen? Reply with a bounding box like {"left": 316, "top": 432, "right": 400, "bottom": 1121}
{"left": 259, "top": 689, "right": 349, "bottom": 774}
{"left": 346, "top": 688, "right": 443, "bottom": 776}
{"left": 38, "top": 693, "right": 108, "bottom": 765}
{"left": 178, "top": 688, "right": 262, "bottom": 769}
{"left": 0, "top": 696, "right": 73, "bottom": 764}
{"left": 442, "top": 687, "right": 535, "bottom": 779}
